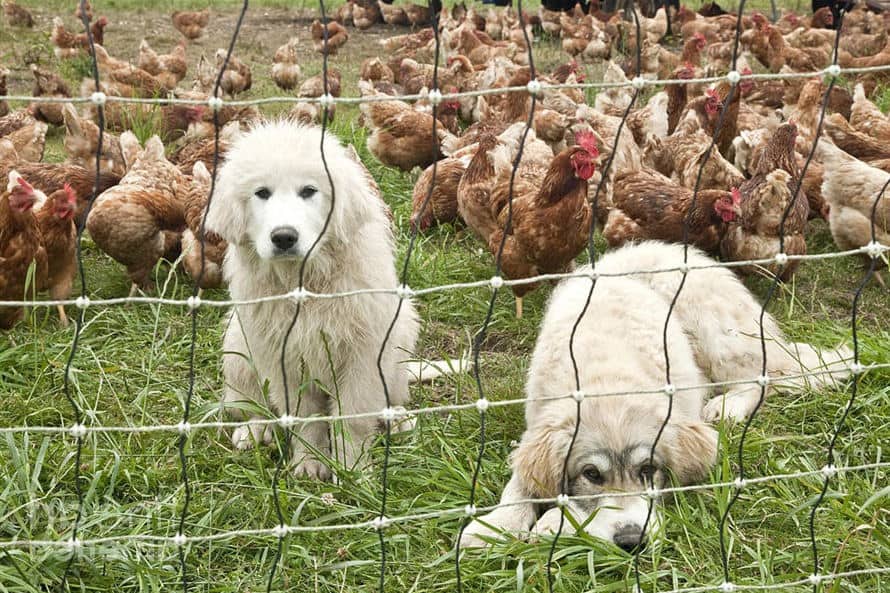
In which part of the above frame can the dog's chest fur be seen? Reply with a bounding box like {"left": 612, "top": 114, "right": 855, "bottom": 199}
{"left": 226, "top": 246, "right": 410, "bottom": 386}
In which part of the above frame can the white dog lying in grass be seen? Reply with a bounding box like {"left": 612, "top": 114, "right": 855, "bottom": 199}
{"left": 462, "top": 241, "right": 852, "bottom": 551}
{"left": 207, "top": 121, "right": 425, "bottom": 480}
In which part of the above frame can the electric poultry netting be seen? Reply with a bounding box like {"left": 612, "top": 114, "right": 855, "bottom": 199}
{"left": 0, "top": 1, "right": 888, "bottom": 592}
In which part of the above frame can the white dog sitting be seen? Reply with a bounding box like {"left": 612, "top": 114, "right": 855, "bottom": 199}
{"left": 461, "top": 241, "right": 852, "bottom": 551}
{"left": 206, "top": 121, "right": 419, "bottom": 480}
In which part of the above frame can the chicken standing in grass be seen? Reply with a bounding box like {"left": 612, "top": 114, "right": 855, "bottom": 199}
{"left": 604, "top": 169, "right": 741, "bottom": 255}
{"left": 35, "top": 185, "right": 78, "bottom": 326}
{"left": 488, "top": 132, "right": 598, "bottom": 317}
{"left": 818, "top": 141, "right": 890, "bottom": 288}
{"left": 310, "top": 19, "right": 349, "bottom": 55}
{"left": 0, "top": 172, "right": 47, "bottom": 330}
{"left": 720, "top": 122, "right": 808, "bottom": 281}
{"left": 86, "top": 136, "right": 188, "bottom": 293}
{"left": 172, "top": 8, "right": 210, "bottom": 41}
{"left": 272, "top": 37, "right": 301, "bottom": 91}
{"left": 181, "top": 162, "right": 226, "bottom": 290}
{"left": 2, "top": 0, "right": 33, "bottom": 27}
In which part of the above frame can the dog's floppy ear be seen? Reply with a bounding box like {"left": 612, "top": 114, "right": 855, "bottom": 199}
{"left": 205, "top": 158, "right": 249, "bottom": 246}
{"left": 659, "top": 421, "right": 718, "bottom": 485}
{"left": 324, "top": 139, "right": 390, "bottom": 242}
{"left": 509, "top": 415, "right": 576, "bottom": 498}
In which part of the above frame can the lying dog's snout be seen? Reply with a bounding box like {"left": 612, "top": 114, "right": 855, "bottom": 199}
{"left": 271, "top": 226, "right": 299, "bottom": 252}
{"left": 613, "top": 524, "right": 646, "bottom": 553}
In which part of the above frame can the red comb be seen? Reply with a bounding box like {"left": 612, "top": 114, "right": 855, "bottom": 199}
{"left": 731, "top": 187, "right": 741, "bottom": 202}
{"left": 741, "top": 66, "right": 753, "bottom": 75}
{"left": 63, "top": 183, "right": 76, "bottom": 201}
{"left": 575, "top": 130, "right": 598, "bottom": 155}
{"left": 706, "top": 88, "right": 719, "bottom": 99}
{"left": 16, "top": 176, "right": 33, "bottom": 193}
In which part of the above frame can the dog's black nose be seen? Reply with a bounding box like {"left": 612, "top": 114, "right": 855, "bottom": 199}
{"left": 613, "top": 525, "right": 646, "bottom": 553}
{"left": 271, "top": 227, "right": 299, "bottom": 251}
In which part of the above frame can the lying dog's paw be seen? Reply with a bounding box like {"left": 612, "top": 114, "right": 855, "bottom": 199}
{"left": 532, "top": 507, "right": 570, "bottom": 537}
{"left": 231, "top": 423, "right": 273, "bottom": 450}
{"left": 703, "top": 388, "right": 759, "bottom": 423}
{"left": 292, "top": 458, "right": 333, "bottom": 481}
{"left": 458, "top": 522, "right": 497, "bottom": 549}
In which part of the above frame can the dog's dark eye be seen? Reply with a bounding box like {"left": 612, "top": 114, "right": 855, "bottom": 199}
{"left": 582, "top": 466, "right": 603, "bottom": 484}
{"left": 254, "top": 187, "right": 271, "bottom": 200}
{"left": 299, "top": 185, "right": 317, "bottom": 199}
{"left": 638, "top": 464, "right": 658, "bottom": 484}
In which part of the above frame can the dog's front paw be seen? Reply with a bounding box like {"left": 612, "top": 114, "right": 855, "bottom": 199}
{"left": 532, "top": 507, "right": 570, "bottom": 537}
{"left": 703, "top": 389, "right": 759, "bottom": 423}
{"left": 292, "top": 458, "right": 333, "bottom": 481}
{"left": 231, "top": 423, "right": 273, "bottom": 450}
{"left": 458, "top": 521, "right": 498, "bottom": 549}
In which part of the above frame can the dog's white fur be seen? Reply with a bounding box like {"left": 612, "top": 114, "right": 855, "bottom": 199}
{"left": 461, "top": 242, "right": 852, "bottom": 549}
{"left": 206, "top": 121, "right": 419, "bottom": 480}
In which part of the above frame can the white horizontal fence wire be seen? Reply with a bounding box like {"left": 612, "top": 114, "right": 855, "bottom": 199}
{"left": 4, "top": 364, "right": 886, "bottom": 436}
{"left": 5, "top": 63, "right": 890, "bottom": 107}
{"left": 2, "top": 1, "right": 890, "bottom": 592}
{"left": 0, "top": 244, "right": 886, "bottom": 309}
{"left": 1, "top": 461, "right": 886, "bottom": 549}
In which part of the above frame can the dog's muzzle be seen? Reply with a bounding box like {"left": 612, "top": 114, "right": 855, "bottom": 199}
{"left": 612, "top": 523, "right": 646, "bottom": 553}
{"left": 270, "top": 226, "right": 299, "bottom": 256}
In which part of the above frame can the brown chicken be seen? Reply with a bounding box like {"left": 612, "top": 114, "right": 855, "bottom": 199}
{"left": 0, "top": 142, "right": 122, "bottom": 225}
{"left": 86, "top": 136, "right": 187, "bottom": 292}
{"left": 215, "top": 49, "right": 252, "bottom": 96}
{"left": 29, "top": 64, "right": 71, "bottom": 126}
{"left": 2, "top": 0, "right": 33, "bottom": 27}
{"left": 0, "top": 172, "right": 47, "bottom": 329}
{"left": 649, "top": 128, "right": 745, "bottom": 192}
{"left": 137, "top": 39, "right": 188, "bottom": 90}
{"left": 172, "top": 8, "right": 210, "bottom": 41}
{"left": 667, "top": 63, "right": 696, "bottom": 135}
{"left": 353, "top": 0, "right": 381, "bottom": 29}
{"left": 272, "top": 37, "right": 301, "bottom": 91}
{"left": 720, "top": 122, "right": 808, "bottom": 281}
{"left": 410, "top": 156, "right": 471, "bottom": 232}
{"left": 378, "top": 0, "right": 407, "bottom": 25}
{"left": 74, "top": 0, "right": 91, "bottom": 21}
{"left": 181, "top": 162, "right": 226, "bottom": 290}
{"left": 487, "top": 131, "right": 599, "bottom": 316}
{"left": 359, "top": 82, "right": 456, "bottom": 171}
{"left": 62, "top": 104, "right": 134, "bottom": 178}
{"left": 34, "top": 185, "right": 78, "bottom": 326}
{"left": 603, "top": 169, "right": 741, "bottom": 255}
{"left": 50, "top": 16, "right": 106, "bottom": 58}
{"left": 765, "top": 25, "right": 830, "bottom": 72}
{"left": 824, "top": 112, "right": 890, "bottom": 163}
{"left": 310, "top": 19, "right": 349, "bottom": 55}
{"left": 169, "top": 120, "right": 241, "bottom": 176}
{"left": 850, "top": 83, "right": 890, "bottom": 142}
{"left": 818, "top": 141, "right": 890, "bottom": 286}
{"left": 404, "top": 3, "right": 431, "bottom": 27}
{"left": 1, "top": 113, "right": 48, "bottom": 163}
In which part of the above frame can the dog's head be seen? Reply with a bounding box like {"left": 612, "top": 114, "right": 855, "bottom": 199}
{"left": 207, "top": 121, "right": 381, "bottom": 262}
{"left": 511, "top": 402, "right": 717, "bottom": 552}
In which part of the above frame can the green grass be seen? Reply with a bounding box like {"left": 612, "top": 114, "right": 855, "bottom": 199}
{"left": 2, "top": 1, "right": 890, "bottom": 593}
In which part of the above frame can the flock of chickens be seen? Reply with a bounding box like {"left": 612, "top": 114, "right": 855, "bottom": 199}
{"left": 1, "top": 0, "right": 890, "bottom": 330}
